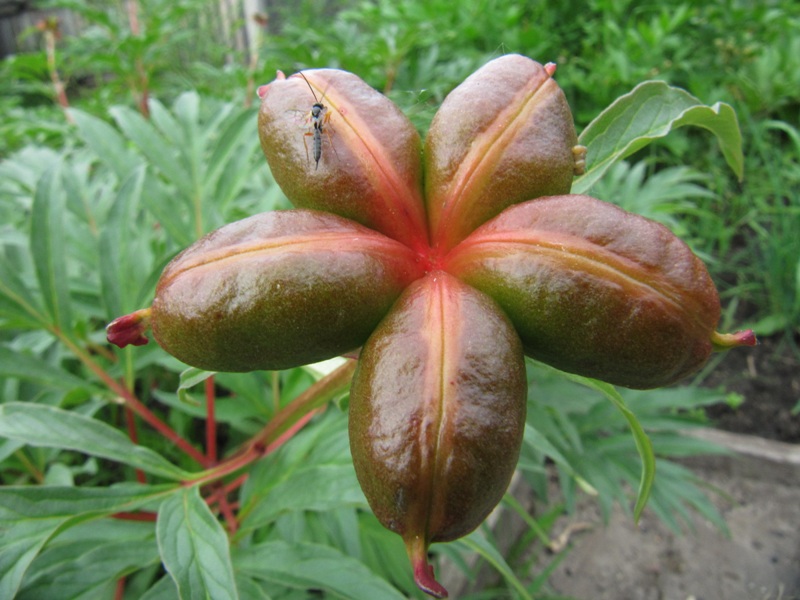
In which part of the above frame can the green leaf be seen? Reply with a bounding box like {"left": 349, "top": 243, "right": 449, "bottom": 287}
{"left": 235, "top": 540, "right": 406, "bottom": 600}
{"left": 574, "top": 81, "right": 744, "bottom": 193}
{"left": 0, "top": 255, "right": 45, "bottom": 326}
{"left": 0, "top": 484, "right": 174, "bottom": 521}
{"left": 561, "top": 373, "right": 656, "bottom": 522}
{"left": 0, "top": 484, "right": 173, "bottom": 599}
{"left": 141, "top": 174, "right": 193, "bottom": 247}
{"left": 456, "top": 530, "right": 534, "bottom": 600}
{"left": 69, "top": 109, "right": 140, "bottom": 180}
{"left": 204, "top": 109, "right": 256, "bottom": 195}
{"left": 30, "top": 165, "right": 72, "bottom": 332}
{"left": 241, "top": 464, "right": 366, "bottom": 531}
{"left": 0, "top": 403, "right": 191, "bottom": 480}
{"left": 177, "top": 367, "right": 215, "bottom": 406}
{"left": 0, "top": 518, "right": 64, "bottom": 600}
{"left": 139, "top": 576, "right": 180, "bottom": 600}
{"left": 0, "top": 346, "right": 94, "bottom": 391}
{"left": 98, "top": 166, "right": 147, "bottom": 318}
{"left": 523, "top": 423, "right": 584, "bottom": 484}
{"left": 109, "top": 106, "right": 194, "bottom": 194}
{"left": 156, "top": 486, "right": 238, "bottom": 600}
{"left": 17, "top": 538, "right": 159, "bottom": 600}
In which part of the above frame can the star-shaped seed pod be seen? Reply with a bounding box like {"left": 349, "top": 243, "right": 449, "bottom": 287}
{"left": 108, "top": 54, "right": 755, "bottom": 598}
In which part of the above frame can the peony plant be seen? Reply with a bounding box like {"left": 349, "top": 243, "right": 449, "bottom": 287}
{"left": 108, "top": 54, "right": 755, "bottom": 598}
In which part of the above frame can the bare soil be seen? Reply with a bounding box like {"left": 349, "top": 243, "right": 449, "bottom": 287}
{"left": 547, "top": 333, "right": 800, "bottom": 600}
{"left": 705, "top": 334, "right": 800, "bottom": 442}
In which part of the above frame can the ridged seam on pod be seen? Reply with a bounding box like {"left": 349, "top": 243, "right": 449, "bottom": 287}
{"left": 150, "top": 210, "right": 425, "bottom": 372}
{"left": 258, "top": 69, "right": 429, "bottom": 254}
{"left": 445, "top": 195, "right": 724, "bottom": 388}
{"left": 424, "top": 54, "right": 579, "bottom": 252}
{"left": 349, "top": 272, "right": 527, "bottom": 598}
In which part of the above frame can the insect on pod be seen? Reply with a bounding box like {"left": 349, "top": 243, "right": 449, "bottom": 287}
{"left": 298, "top": 71, "right": 337, "bottom": 170}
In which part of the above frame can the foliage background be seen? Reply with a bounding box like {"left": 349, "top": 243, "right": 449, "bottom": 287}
{"left": 1, "top": 0, "right": 797, "bottom": 598}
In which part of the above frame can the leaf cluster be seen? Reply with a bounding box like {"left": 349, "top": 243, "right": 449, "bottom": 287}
{"left": 0, "top": 61, "right": 748, "bottom": 598}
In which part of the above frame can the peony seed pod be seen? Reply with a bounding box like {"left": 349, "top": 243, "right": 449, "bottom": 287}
{"left": 258, "top": 69, "right": 429, "bottom": 254}
{"left": 149, "top": 210, "right": 424, "bottom": 372}
{"left": 446, "top": 195, "right": 747, "bottom": 389}
{"left": 349, "top": 272, "right": 527, "bottom": 598}
{"left": 425, "top": 54, "right": 580, "bottom": 252}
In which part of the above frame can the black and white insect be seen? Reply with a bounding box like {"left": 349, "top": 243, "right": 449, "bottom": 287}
{"left": 297, "top": 72, "right": 336, "bottom": 170}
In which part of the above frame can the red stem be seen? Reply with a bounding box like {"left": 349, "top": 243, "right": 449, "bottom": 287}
{"left": 217, "top": 493, "right": 239, "bottom": 535}
{"left": 125, "top": 0, "right": 150, "bottom": 117}
{"left": 124, "top": 407, "right": 147, "bottom": 483}
{"left": 114, "top": 577, "right": 126, "bottom": 600}
{"left": 205, "top": 376, "right": 217, "bottom": 464}
{"left": 62, "top": 335, "right": 210, "bottom": 467}
{"left": 43, "top": 27, "right": 73, "bottom": 124}
{"left": 111, "top": 511, "right": 158, "bottom": 522}
{"left": 187, "top": 361, "right": 356, "bottom": 486}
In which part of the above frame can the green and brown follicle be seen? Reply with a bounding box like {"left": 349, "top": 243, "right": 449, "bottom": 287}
{"left": 107, "top": 54, "right": 756, "bottom": 598}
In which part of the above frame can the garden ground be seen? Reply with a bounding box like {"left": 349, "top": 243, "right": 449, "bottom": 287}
{"left": 548, "top": 335, "right": 800, "bottom": 599}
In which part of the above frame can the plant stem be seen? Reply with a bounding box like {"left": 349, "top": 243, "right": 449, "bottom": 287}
{"left": 60, "top": 332, "right": 210, "bottom": 467}
{"left": 205, "top": 375, "right": 217, "bottom": 464}
{"left": 125, "top": 0, "right": 150, "bottom": 117}
{"left": 39, "top": 18, "right": 73, "bottom": 124}
{"left": 124, "top": 407, "right": 147, "bottom": 483}
{"left": 114, "top": 577, "right": 125, "bottom": 600}
{"left": 271, "top": 370, "right": 280, "bottom": 412}
{"left": 186, "top": 360, "right": 356, "bottom": 486}
{"left": 111, "top": 511, "right": 157, "bottom": 522}
{"left": 13, "top": 449, "right": 44, "bottom": 483}
{"left": 250, "top": 360, "right": 356, "bottom": 448}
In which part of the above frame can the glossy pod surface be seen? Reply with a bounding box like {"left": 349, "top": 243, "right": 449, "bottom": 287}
{"left": 151, "top": 210, "right": 424, "bottom": 372}
{"left": 258, "top": 69, "right": 429, "bottom": 253}
{"left": 349, "top": 272, "right": 526, "bottom": 595}
{"left": 447, "top": 195, "right": 721, "bottom": 388}
{"left": 425, "top": 54, "right": 578, "bottom": 252}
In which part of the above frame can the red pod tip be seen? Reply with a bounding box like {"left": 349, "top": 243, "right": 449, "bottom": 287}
{"left": 106, "top": 308, "right": 152, "bottom": 348}
{"left": 712, "top": 329, "right": 758, "bottom": 350}
{"left": 407, "top": 536, "right": 448, "bottom": 598}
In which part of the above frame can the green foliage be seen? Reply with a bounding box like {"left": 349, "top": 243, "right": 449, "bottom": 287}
{"left": 0, "top": 0, "right": 790, "bottom": 596}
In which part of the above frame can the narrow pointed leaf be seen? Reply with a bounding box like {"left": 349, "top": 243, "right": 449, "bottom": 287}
{"left": 99, "top": 166, "right": 147, "bottom": 318}
{"left": 458, "top": 531, "right": 534, "bottom": 600}
{"left": 30, "top": 165, "right": 72, "bottom": 331}
{"left": 156, "top": 486, "right": 238, "bottom": 600}
{"left": 176, "top": 367, "right": 215, "bottom": 405}
{"left": 16, "top": 539, "right": 159, "bottom": 600}
{"left": 69, "top": 109, "right": 140, "bottom": 179}
{"left": 139, "top": 576, "right": 180, "bottom": 600}
{"left": 0, "top": 484, "right": 176, "bottom": 521}
{"left": 149, "top": 98, "right": 186, "bottom": 149}
{"left": 0, "top": 346, "right": 94, "bottom": 390}
{"left": 0, "top": 404, "right": 191, "bottom": 480}
{"left": 204, "top": 108, "right": 257, "bottom": 194}
{"left": 241, "top": 464, "right": 365, "bottom": 531}
{"left": 559, "top": 371, "right": 655, "bottom": 522}
{"left": 0, "top": 484, "right": 173, "bottom": 599}
{"left": 109, "top": 106, "right": 193, "bottom": 194}
{"left": 141, "top": 174, "right": 194, "bottom": 247}
{"left": 574, "top": 81, "right": 743, "bottom": 192}
{"left": 235, "top": 541, "right": 406, "bottom": 600}
{"left": 0, "top": 518, "right": 65, "bottom": 599}
{"left": 0, "top": 255, "right": 45, "bottom": 326}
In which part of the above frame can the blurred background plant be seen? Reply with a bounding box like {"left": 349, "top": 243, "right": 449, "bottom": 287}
{"left": 1, "top": 0, "right": 797, "bottom": 597}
